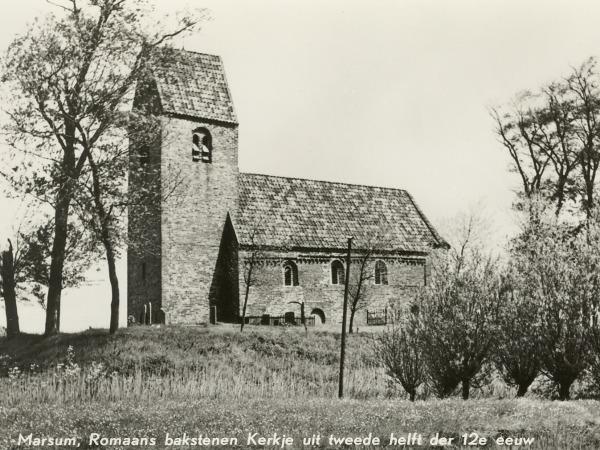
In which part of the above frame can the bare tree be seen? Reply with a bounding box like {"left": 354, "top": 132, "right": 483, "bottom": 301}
{"left": 491, "top": 102, "right": 553, "bottom": 203}
{"left": 567, "top": 59, "right": 600, "bottom": 216}
{"left": 376, "top": 319, "right": 425, "bottom": 401}
{"left": 417, "top": 210, "right": 502, "bottom": 400}
{"left": 493, "top": 57, "right": 600, "bottom": 218}
{"left": 239, "top": 230, "right": 265, "bottom": 332}
{"left": 347, "top": 248, "right": 374, "bottom": 334}
{"left": 494, "top": 268, "right": 542, "bottom": 397}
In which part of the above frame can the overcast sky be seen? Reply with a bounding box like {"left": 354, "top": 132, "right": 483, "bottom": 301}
{"left": 2, "top": 0, "right": 600, "bottom": 331}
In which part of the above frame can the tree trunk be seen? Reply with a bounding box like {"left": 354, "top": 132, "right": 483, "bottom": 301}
{"left": 1, "top": 241, "right": 20, "bottom": 338}
{"left": 558, "top": 381, "right": 572, "bottom": 401}
{"left": 240, "top": 266, "right": 252, "bottom": 332}
{"left": 516, "top": 383, "right": 529, "bottom": 398}
{"left": 44, "top": 190, "right": 71, "bottom": 336}
{"left": 461, "top": 379, "right": 470, "bottom": 400}
{"left": 409, "top": 389, "right": 416, "bottom": 402}
{"left": 106, "top": 242, "right": 120, "bottom": 334}
{"left": 89, "top": 155, "right": 120, "bottom": 334}
{"left": 348, "top": 308, "right": 355, "bottom": 334}
{"left": 300, "top": 302, "right": 307, "bottom": 334}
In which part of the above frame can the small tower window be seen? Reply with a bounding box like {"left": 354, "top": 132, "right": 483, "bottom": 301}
{"left": 375, "top": 260, "right": 388, "bottom": 285}
{"left": 192, "top": 128, "right": 212, "bottom": 163}
{"left": 283, "top": 260, "right": 299, "bottom": 286}
{"left": 331, "top": 260, "right": 345, "bottom": 285}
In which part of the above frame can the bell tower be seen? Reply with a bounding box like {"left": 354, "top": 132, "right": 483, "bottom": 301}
{"left": 128, "top": 48, "right": 239, "bottom": 324}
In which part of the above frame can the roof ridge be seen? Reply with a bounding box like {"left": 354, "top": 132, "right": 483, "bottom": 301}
{"left": 168, "top": 46, "right": 221, "bottom": 59}
{"left": 239, "top": 171, "right": 409, "bottom": 193}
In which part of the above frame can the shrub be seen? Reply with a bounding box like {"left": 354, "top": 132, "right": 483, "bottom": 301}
{"left": 375, "top": 321, "right": 425, "bottom": 401}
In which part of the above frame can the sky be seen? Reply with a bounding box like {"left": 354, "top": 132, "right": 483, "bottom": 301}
{"left": 2, "top": 0, "right": 600, "bottom": 331}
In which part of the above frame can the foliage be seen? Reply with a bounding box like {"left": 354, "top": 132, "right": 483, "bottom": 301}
{"left": 0, "top": 0, "right": 201, "bottom": 334}
{"left": 16, "top": 219, "right": 98, "bottom": 302}
{"left": 507, "top": 200, "right": 600, "bottom": 400}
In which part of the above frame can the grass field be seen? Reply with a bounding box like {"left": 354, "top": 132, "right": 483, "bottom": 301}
{"left": 0, "top": 325, "right": 599, "bottom": 449}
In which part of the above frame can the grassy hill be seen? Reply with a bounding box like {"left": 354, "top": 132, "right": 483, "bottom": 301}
{"left": 1, "top": 325, "right": 600, "bottom": 449}
{"left": 0, "top": 324, "right": 377, "bottom": 376}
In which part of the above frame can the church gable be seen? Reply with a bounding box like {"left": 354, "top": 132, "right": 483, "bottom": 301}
{"left": 236, "top": 173, "right": 447, "bottom": 253}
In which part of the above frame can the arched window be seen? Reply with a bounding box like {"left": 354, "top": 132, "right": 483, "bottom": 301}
{"left": 375, "top": 260, "right": 388, "bottom": 285}
{"left": 331, "top": 260, "right": 345, "bottom": 285}
{"left": 192, "top": 128, "right": 212, "bottom": 163}
{"left": 283, "top": 260, "right": 299, "bottom": 286}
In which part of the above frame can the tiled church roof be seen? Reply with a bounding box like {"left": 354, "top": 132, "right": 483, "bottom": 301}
{"left": 149, "top": 48, "right": 237, "bottom": 124}
{"left": 237, "top": 173, "right": 448, "bottom": 253}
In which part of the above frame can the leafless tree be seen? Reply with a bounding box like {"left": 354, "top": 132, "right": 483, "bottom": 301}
{"left": 417, "top": 210, "right": 502, "bottom": 400}
{"left": 347, "top": 248, "right": 374, "bottom": 334}
{"left": 494, "top": 268, "right": 543, "bottom": 397}
{"left": 376, "top": 319, "right": 425, "bottom": 401}
{"left": 493, "top": 57, "right": 600, "bottom": 218}
{"left": 239, "top": 230, "right": 265, "bottom": 332}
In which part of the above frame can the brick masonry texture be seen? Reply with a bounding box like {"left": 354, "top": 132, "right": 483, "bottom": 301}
{"left": 160, "top": 116, "right": 238, "bottom": 324}
{"left": 127, "top": 49, "right": 446, "bottom": 326}
{"left": 238, "top": 250, "right": 427, "bottom": 326}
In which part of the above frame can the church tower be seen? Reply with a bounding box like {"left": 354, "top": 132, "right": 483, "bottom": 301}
{"left": 128, "top": 48, "right": 239, "bottom": 325}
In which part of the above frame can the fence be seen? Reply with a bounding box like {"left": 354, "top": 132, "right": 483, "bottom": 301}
{"left": 242, "top": 314, "right": 316, "bottom": 327}
{"left": 366, "top": 307, "right": 404, "bottom": 326}
{"left": 366, "top": 308, "right": 388, "bottom": 326}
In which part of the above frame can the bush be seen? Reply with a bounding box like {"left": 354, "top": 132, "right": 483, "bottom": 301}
{"left": 375, "top": 322, "right": 425, "bottom": 401}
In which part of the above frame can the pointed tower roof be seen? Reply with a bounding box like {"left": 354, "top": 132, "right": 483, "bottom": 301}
{"left": 148, "top": 47, "right": 237, "bottom": 124}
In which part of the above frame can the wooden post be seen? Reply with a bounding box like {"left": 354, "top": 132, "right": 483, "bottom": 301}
{"left": 338, "top": 237, "right": 353, "bottom": 399}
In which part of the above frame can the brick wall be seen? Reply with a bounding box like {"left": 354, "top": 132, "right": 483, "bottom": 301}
{"left": 237, "top": 249, "right": 427, "bottom": 326}
{"left": 160, "top": 116, "right": 239, "bottom": 324}
{"left": 127, "top": 112, "right": 163, "bottom": 324}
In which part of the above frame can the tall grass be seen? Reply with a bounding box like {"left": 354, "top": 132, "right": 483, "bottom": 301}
{"left": 0, "top": 361, "right": 388, "bottom": 406}
{"left": 0, "top": 326, "right": 527, "bottom": 406}
{"left": 1, "top": 327, "right": 600, "bottom": 449}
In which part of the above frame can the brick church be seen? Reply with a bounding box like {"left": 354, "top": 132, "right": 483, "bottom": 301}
{"left": 127, "top": 48, "right": 448, "bottom": 327}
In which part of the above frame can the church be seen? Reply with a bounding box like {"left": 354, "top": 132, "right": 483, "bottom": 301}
{"left": 127, "top": 48, "right": 448, "bottom": 327}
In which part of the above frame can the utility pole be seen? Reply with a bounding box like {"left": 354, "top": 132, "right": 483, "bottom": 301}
{"left": 338, "top": 236, "right": 353, "bottom": 398}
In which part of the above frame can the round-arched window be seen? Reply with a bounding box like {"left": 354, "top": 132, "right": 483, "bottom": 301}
{"left": 192, "top": 128, "right": 212, "bottom": 163}
{"left": 331, "top": 260, "right": 345, "bottom": 285}
{"left": 283, "top": 260, "right": 299, "bottom": 286}
{"left": 375, "top": 260, "right": 388, "bottom": 285}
